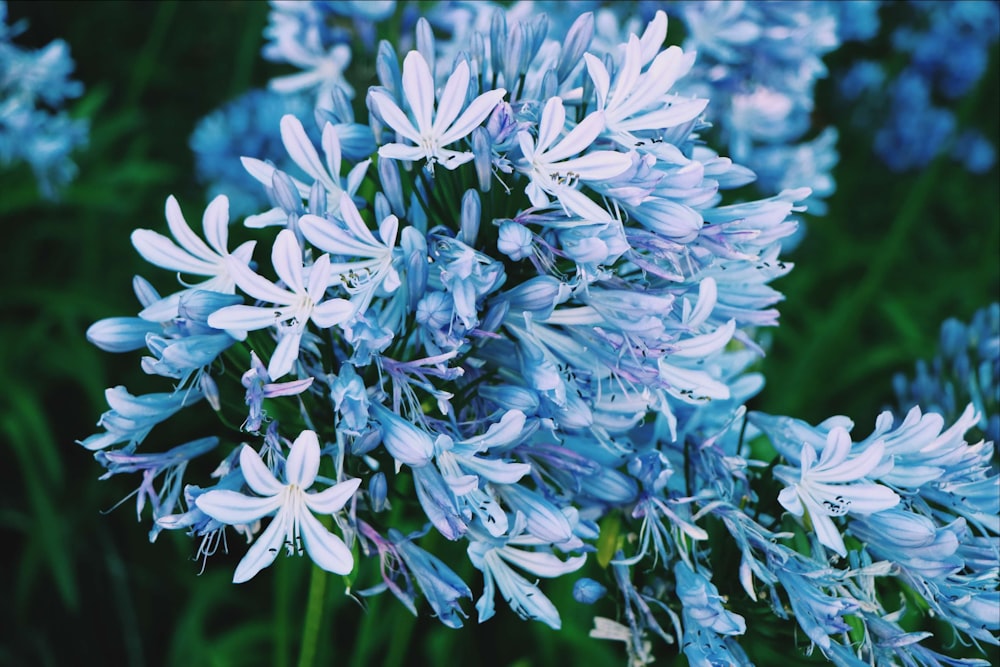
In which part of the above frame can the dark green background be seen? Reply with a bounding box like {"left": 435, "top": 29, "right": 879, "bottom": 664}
{"left": 2, "top": 2, "right": 997, "bottom": 666}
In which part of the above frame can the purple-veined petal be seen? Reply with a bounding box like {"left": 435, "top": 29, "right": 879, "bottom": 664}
{"left": 299, "top": 508, "right": 355, "bottom": 574}
{"left": 239, "top": 444, "right": 284, "bottom": 496}
{"left": 402, "top": 50, "right": 435, "bottom": 132}
{"left": 286, "top": 430, "right": 321, "bottom": 488}
{"left": 195, "top": 489, "right": 281, "bottom": 524}
{"left": 305, "top": 477, "right": 362, "bottom": 514}
{"left": 232, "top": 506, "right": 289, "bottom": 583}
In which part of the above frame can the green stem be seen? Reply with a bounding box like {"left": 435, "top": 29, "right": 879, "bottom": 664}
{"left": 297, "top": 565, "right": 329, "bottom": 667}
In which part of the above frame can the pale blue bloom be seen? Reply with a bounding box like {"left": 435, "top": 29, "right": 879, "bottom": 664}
{"left": 207, "top": 229, "right": 354, "bottom": 379}
{"left": 371, "top": 50, "right": 507, "bottom": 170}
{"left": 196, "top": 430, "right": 362, "bottom": 582}
{"left": 773, "top": 426, "right": 899, "bottom": 556}
{"left": 80, "top": 386, "right": 203, "bottom": 452}
{"left": 0, "top": 1, "right": 88, "bottom": 197}
{"left": 131, "top": 195, "right": 256, "bottom": 322}
{"left": 468, "top": 522, "right": 586, "bottom": 629}
{"left": 241, "top": 350, "right": 314, "bottom": 432}
{"left": 96, "top": 437, "right": 218, "bottom": 534}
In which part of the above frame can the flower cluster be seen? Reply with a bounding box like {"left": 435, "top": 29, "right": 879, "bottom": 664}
{"left": 0, "top": 0, "right": 88, "bottom": 198}
{"left": 83, "top": 3, "right": 998, "bottom": 665}
{"left": 839, "top": 0, "right": 999, "bottom": 174}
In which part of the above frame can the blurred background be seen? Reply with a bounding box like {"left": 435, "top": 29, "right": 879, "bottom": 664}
{"left": 1, "top": 2, "right": 996, "bottom": 666}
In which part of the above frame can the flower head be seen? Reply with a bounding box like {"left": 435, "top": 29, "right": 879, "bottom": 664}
{"left": 195, "top": 430, "right": 361, "bottom": 583}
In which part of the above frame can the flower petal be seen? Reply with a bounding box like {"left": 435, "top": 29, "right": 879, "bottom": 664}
{"left": 207, "top": 304, "right": 282, "bottom": 332}
{"left": 439, "top": 88, "right": 507, "bottom": 147}
{"left": 370, "top": 90, "right": 419, "bottom": 142}
{"left": 402, "top": 50, "right": 435, "bottom": 132}
{"left": 272, "top": 229, "right": 305, "bottom": 294}
{"left": 202, "top": 194, "right": 231, "bottom": 256}
{"left": 239, "top": 444, "right": 284, "bottom": 496}
{"left": 233, "top": 506, "right": 289, "bottom": 583}
{"left": 286, "top": 430, "right": 321, "bottom": 488}
{"left": 165, "top": 195, "right": 215, "bottom": 261}
{"left": 304, "top": 477, "right": 362, "bottom": 514}
{"left": 433, "top": 59, "right": 470, "bottom": 136}
{"left": 268, "top": 329, "right": 303, "bottom": 380}
{"left": 195, "top": 489, "right": 281, "bottom": 524}
{"left": 299, "top": 509, "right": 355, "bottom": 575}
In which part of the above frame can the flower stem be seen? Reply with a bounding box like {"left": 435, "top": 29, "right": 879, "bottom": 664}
{"left": 297, "top": 565, "right": 329, "bottom": 667}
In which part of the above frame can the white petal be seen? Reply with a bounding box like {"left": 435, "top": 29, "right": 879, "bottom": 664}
{"left": 244, "top": 206, "right": 289, "bottom": 229}
{"left": 299, "top": 509, "right": 355, "bottom": 575}
{"left": 777, "top": 486, "right": 804, "bottom": 516}
{"left": 584, "top": 54, "right": 610, "bottom": 110}
{"left": 268, "top": 330, "right": 303, "bottom": 380}
{"left": 131, "top": 229, "right": 216, "bottom": 276}
{"left": 438, "top": 88, "right": 506, "bottom": 146}
{"left": 232, "top": 507, "right": 289, "bottom": 583}
{"left": 370, "top": 90, "right": 419, "bottom": 141}
{"left": 499, "top": 548, "right": 587, "bottom": 578}
{"left": 544, "top": 110, "right": 605, "bottom": 163}
{"left": 280, "top": 115, "right": 329, "bottom": 187}
{"left": 311, "top": 297, "right": 354, "bottom": 328}
{"left": 239, "top": 444, "right": 284, "bottom": 496}
{"left": 338, "top": 192, "right": 380, "bottom": 247}
{"left": 810, "top": 508, "right": 847, "bottom": 557}
{"left": 286, "top": 430, "right": 321, "bottom": 488}
{"left": 165, "top": 195, "right": 215, "bottom": 261}
{"left": 195, "top": 489, "right": 281, "bottom": 524}
{"left": 537, "top": 97, "right": 566, "bottom": 155}
{"left": 553, "top": 150, "right": 631, "bottom": 181}
{"left": 202, "top": 195, "right": 230, "bottom": 256}
{"left": 307, "top": 254, "right": 333, "bottom": 302}
{"left": 305, "top": 477, "right": 362, "bottom": 514}
{"left": 207, "top": 304, "right": 282, "bottom": 331}
{"left": 272, "top": 229, "right": 305, "bottom": 294}
{"left": 241, "top": 157, "right": 277, "bottom": 187}
{"left": 378, "top": 142, "right": 426, "bottom": 163}
{"left": 207, "top": 304, "right": 281, "bottom": 331}
{"left": 321, "top": 122, "right": 342, "bottom": 181}
{"left": 460, "top": 456, "right": 531, "bottom": 485}
{"left": 230, "top": 260, "right": 296, "bottom": 305}
{"left": 402, "top": 50, "right": 435, "bottom": 132}
{"left": 433, "top": 59, "right": 470, "bottom": 136}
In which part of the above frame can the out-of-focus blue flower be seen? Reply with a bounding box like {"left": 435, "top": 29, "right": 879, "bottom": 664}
{"left": 191, "top": 88, "right": 315, "bottom": 216}
{"left": 0, "top": 0, "right": 88, "bottom": 198}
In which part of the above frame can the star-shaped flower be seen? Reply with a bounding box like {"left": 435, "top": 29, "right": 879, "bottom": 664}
{"left": 207, "top": 228, "right": 354, "bottom": 379}
{"left": 371, "top": 50, "right": 507, "bottom": 170}
{"left": 195, "top": 430, "right": 361, "bottom": 583}
{"left": 775, "top": 427, "right": 899, "bottom": 556}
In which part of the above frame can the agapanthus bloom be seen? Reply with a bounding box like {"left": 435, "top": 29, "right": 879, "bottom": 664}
{"left": 196, "top": 430, "right": 361, "bottom": 582}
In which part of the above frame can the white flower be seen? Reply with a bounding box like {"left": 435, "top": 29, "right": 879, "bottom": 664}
{"left": 195, "top": 430, "right": 361, "bottom": 583}
{"left": 207, "top": 229, "right": 354, "bottom": 379}
{"left": 776, "top": 427, "right": 899, "bottom": 556}
{"left": 515, "top": 97, "right": 632, "bottom": 222}
{"left": 584, "top": 33, "right": 705, "bottom": 137}
{"left": 131, "top": 194, "right": 254, "bottom": 321}
{"left": 371, "top": 50, "right": 506, "bottom": 170}
{"left": 299, "top": 192, "right": 400, "bottom": 314}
